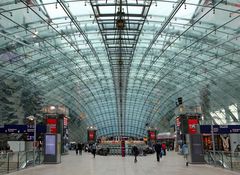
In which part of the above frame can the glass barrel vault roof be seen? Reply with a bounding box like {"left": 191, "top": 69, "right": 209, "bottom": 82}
{"left": 0, "top": 0, "right": 240, "bottom": 139}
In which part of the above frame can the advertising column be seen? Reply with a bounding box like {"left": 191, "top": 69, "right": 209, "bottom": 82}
{"left": 87, "top": 127, "right": 97, "bottom": 143}
{"left": 45, "top": 114, "right": 69, "bottom": 154}
{"left": 147, "top": 128, "right": 157, "bottom": 146}
{"left": 121, "top": 140, "right": 125, "bottom": 157}
{"left": 188, "top": 118, "right": 199, "bottom": 134}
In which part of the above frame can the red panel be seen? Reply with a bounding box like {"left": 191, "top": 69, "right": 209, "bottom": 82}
{"left": 188, "top": 119, "right": 199, "bottom": 134}
{"left": 89, "top": 131, "right": 95, "bottom": 140}
{"left": 121, "top": 140, "right": 125, "bottom": 157}
{"left": 47, "top": 118, "right": 57, "bottom": 124}
{"left": 149, "top": 131, "right": 156, "bottom": 140}
{"left": 64, "top": 117, "right": 68, "bottom": 126}
{"left": 176, "top": 117, "right": 180, "bottom": 127}
{"left": 50, "top": 126, "right": 57, "bottom": 133}
{"left": 47, "top": 118, "right": 57, "bottom": 133}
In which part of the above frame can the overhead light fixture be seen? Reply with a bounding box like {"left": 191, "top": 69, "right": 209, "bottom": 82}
{"left": 116, "top": 9, "right": 125, "bottom": 30}
{"left": 50, "top": 105, "right": 56, "bottom": 110}
{"left": 32, "top": 30, "right": 38, "bottom": 38}
{"left": 26, "top": 115, "right": 35, "bottom": 121}
{"left": 87, "top": 126, "right": 97, "bottom": 130}
{"left": 116, "top": 19, "right": 125, "bottom": 29}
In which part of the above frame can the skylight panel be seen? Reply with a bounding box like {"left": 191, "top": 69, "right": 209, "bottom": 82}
{"left": 69, "top": 1, "right": 93, "bottom": 16}
{"left": 41, "top": 0, "right": 66, "bottom": 18}
{"left": 99, "top": 6, "right": 116, "bottom": 14}
{"left": 175, "top": 0, "right": 200, "bottom": 20}
{"left": 148, "top": 1, "right": 176, "bottom": 17}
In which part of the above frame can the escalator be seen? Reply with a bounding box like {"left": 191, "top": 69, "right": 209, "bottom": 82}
{"left": 204, "top": 151, "right": 230, "bottom": 169}
{"left": 0, "top": 150, "right": 43, "bottom": 174}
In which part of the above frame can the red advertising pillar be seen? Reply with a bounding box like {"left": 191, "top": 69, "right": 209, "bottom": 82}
{"left": 147, "top": 128, "right": 157, "bottom": 142}
{"left": 179, "top": 114, "right": 200, "bottom": 134}
{"left": 87, "top": 127, "right": 97, "bottom": 143}
{"left": 121, "top": 140, "right": 125, "bottom": 157}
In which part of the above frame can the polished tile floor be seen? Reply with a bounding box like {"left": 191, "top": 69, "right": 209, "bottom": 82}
{"left": 9, "top": 151, "right": 240, "bottom": 175}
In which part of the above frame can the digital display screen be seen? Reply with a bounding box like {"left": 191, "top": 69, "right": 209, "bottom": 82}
{"left": 45, "top": 135, "right": 56, "bottom": 155}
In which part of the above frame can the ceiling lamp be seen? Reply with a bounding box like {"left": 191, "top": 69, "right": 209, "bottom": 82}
{"left": 116, "top": 19, "right": 125, "bottom": 29}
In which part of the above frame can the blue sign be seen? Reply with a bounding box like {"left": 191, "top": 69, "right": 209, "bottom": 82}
{"left": 200, "top": 125, "right": 240, "bottom": 134}
{"left": 0, "top": 125, "right": 4, "bottom": 133}
{"left": 0, "top": 125, "right": 46, "bottom": 134}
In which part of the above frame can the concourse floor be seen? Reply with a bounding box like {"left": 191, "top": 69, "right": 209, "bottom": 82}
{"left": 9, "top": 151, "right": 240, "bottom": 175}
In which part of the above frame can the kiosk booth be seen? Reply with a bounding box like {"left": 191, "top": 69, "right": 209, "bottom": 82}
{"left": 87, "top": 126, "right": 97, "bottom": 143}
{"left": 42, "top": 105, "right": 69, "bottom": 154}
{"left": 147, "top": 127, "right": 157, "bottom": 147}
{"left": 175, "top": 104, "right": 205, "bottom": 164}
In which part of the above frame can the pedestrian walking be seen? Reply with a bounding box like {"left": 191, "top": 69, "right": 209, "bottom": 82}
{"left": 78, "top": 142, "right": 83, "bottom": 155}
{"left": 162, "top": 142, "right": 166, "bottom": 156}
{"left": 76, "top": 142, "right": 79, "bottom": 155}
{"left": 132, "top": 145, "right": 139, "bottom": 163}
{"left": 91, "top": 143, "right": 97, "bottom": 158}
{"left": 154, "top": 141, "right": 162, "bottom": 162}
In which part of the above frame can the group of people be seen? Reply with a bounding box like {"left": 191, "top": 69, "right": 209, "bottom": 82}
{"left": 155, "top": 141, "right": 167, "bottom": 162}
{"left": 75, "top": 142, "right": 84, "bottom": 155}
{"left": 132, "top": 141, "right": 167, "bottom": 163}
{"left": 75, "top": 142, "right": 97, "bottom": 158}
{"left": 75, "top": 141, "right": 169, "bottom": 162}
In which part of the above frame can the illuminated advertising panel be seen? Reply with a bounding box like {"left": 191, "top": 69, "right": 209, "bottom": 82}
{"left": 45, "top": 135, "right": 56, "bottom": 155}
{"left": 88, "top": 130, "right": 95, "bottom": 141}
{"left": 188, "top": 119, "right": 199, "bottom": 134}
{"left": 47, "top": 118, "right": 57, "bottom": 133}
{"left": 148, "top": 130, "right": 156, "bottom": 140}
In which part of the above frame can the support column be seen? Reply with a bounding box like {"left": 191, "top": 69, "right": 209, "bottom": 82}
{"left": 237, "top": 103, "right": 240, "bottom": 121}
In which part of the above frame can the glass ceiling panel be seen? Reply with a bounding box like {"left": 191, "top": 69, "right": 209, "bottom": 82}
{"left": 175, "top": 0, "right": 200, "bottom": 20}
{"left": 98, "top": 6, "right": 116, "bottom": 14}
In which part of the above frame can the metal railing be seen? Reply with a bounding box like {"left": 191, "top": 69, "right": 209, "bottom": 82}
{"left": 204, "top": 151, "right": 240, "bottom": 172}
{"left": 0, "top": 150, "right": 44, "bottom": 175}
